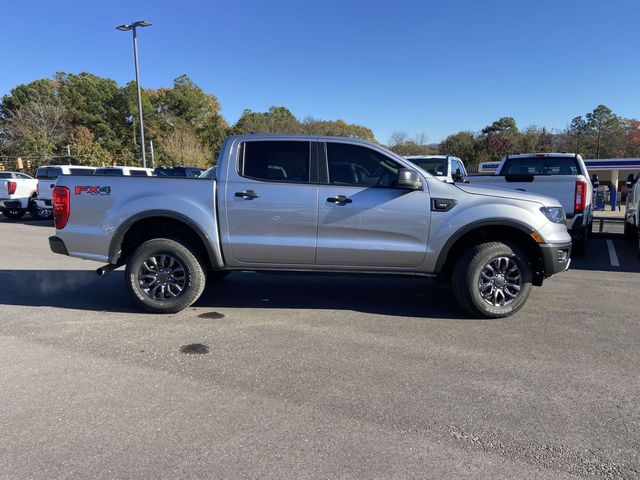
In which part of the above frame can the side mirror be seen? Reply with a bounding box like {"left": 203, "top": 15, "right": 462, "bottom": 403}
{"left": 453, "top": 168, "right": 464, "bottom": 183}
{"left": 627, "top": 173, "right": 635, "bottom": 188}
{"left": 592, "top": 174, "right": 600, "bottom": 188}
{"left": 397, "top": 168, "right": 422, "bottom": 190}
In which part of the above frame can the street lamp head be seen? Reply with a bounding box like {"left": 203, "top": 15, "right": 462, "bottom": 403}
{"left": 116, "top": 24, "right": 132, "bottom": 31}
{"left": 132, "top": 20, "right": 152, "bottom": 28}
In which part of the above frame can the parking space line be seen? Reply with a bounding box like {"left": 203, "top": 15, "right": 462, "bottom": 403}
{"left": 606, "top": 239, "right": 620, "bottom": 267}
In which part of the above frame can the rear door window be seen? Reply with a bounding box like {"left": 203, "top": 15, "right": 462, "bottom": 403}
{"left": 239, "top": 141, "right": 311, "bottom": 183}
{"left": 129, "top": 170, "right": 149, "bottom": 176}
{"left": 501, "top": 156, "right": 579, "bottom": 175}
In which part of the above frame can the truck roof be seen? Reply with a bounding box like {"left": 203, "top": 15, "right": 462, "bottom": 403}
{"left": 227, "top": 133, "right": 378, "bottom": 147}
{"left": 504, "top": 152, "right": 578, "bottom": 159}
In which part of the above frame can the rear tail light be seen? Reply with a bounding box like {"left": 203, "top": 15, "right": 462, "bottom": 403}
{"left": 574, "top": 180, "right": 587, "bottom": 213}
{"left": 7, "top": 181, "right": 17, "bottom": 195}
{"left": 36, "top": 183, "right": 39, "bottom": 194}
{"left": 52, "top": 186, "right": 70, "bottom": 229}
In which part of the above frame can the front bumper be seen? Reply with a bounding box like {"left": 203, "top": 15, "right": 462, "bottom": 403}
{"left": 540, "top": 242, "right": 572, "bottom": 276}
{"left": 49, "top": 236, "right": 69, "bottom": 256}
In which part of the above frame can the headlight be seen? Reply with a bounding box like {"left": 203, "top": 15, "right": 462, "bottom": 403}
{"left": 540, "top": 206, "right": 566, "bottom": 224}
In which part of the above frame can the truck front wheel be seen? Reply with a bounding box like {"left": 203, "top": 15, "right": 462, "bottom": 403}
{"left": 452, "top": 242, "right": 532, "bottom": 318}
{"left": 125, "top": 238, "right": 206, "bottom": 314}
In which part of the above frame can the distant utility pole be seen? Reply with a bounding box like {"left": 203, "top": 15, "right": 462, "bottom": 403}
{"left": 150, "top": 140, "right": 155, "bottom": 168}
{"left": 116, "top": 20, "right": 152, "bottom": 168}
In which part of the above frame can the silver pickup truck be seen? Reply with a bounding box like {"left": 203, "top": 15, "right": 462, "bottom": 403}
{"left": 49, "top": 135, "right": 572, "bottom": 318}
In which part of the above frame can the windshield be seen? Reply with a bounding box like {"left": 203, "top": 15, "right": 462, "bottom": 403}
{"left": 199, "top": 166, "right": 217, "bottom": 179}
{"left": 409, "top": 158, "right": 447, "bottom": 176}
{"left": 0, "top": 172, "right": 12, "bottom": 179}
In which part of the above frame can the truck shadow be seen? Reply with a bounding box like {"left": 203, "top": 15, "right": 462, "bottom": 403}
{"left": 0, "top": 217, "right": 54, "bottom": 227}
{"left": 0, "top": 269, "right": 476, "bottom": 320}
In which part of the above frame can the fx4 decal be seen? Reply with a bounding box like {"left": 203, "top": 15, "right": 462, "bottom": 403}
{"left": 74, "top": 186, "right": 111, "bottom": 195}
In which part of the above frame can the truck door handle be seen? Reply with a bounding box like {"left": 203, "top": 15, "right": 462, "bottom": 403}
{"left": 326, "top": 195, "right": 352, "bottom": 205}
{"left": 235, "top": 190, "right": 260, "bottom": 199}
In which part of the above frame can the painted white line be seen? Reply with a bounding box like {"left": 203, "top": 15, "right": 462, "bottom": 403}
{"left": 606, "top": 239, "right": 620, "bottom": 267}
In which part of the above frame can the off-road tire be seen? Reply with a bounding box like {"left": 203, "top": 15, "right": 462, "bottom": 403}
{"left": 452, "top": 242, "right": 533, "bottom": 319}
{"left": 125, "top": 238, "right": 206, "bottom": 314}
{"left": 29, "top": 200, "right": 53, "bottom": 220}
{"left": 1, "top": 208, "right": 26, "bottom": 219}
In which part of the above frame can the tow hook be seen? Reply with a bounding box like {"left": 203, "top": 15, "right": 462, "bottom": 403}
{"left": 96, "top": 263, "right": 122, "bottom": 276}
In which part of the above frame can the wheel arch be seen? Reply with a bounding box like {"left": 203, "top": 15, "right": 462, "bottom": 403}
{"left": 108, "top": 210, "right": 223, "bottom": 269}
{"left": 435, "top": 219, "right": 545, "bottom": 286}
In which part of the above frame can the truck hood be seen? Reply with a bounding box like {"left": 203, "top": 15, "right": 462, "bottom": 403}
{"left": 456, "top": 184, "right": 560, "bottom": 206}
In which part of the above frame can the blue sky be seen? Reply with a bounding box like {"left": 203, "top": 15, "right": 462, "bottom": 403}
{"left": 2, "top": 0, "right": 639, "bottom": 143}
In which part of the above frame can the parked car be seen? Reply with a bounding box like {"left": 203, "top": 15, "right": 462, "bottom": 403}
{"left": 624, "top": 173, "right": 639, "bottom": 242}
{"left": 0, "top": 171, "right": 49, "bottom": 219}
{"left": 94, "top": 166, "right": 153, "bottom": 176}
{"left": 153, "top": 166, "right": 204, "bottom": 178}
{"left": 404, "top": 155, "right": 468, "bottom": 183}
{"left": 467, "top": 153, "right": 593, "bottom": 255}
{"left": 34, "top": 165, "right": 95, "bottom": 215}
{"left": 49, "top": 135, "right": 572, "bottom": 318}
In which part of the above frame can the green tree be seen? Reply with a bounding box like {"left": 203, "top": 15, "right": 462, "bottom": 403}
{"left": 0, "top": 78, "right": 60, "bottom": 118}
{"left": 56, "top": 72, "right": 128, "bottom": 154}
{"left": 481, "top": 117, "right": 518, "bottom": 135}
{"left": 301, "top": 117, "right": 375, "bottom": 141}
{"left": 2, "top": 102, "right": 68, "bottom": 159}
{"left": 231, "top": 106, "right": 302, "bottom": 135}
{"left": 585, "top": 105, "right": 621, "bottom": 158}
{"left": 439, "top": 131, "right": 476, "bottom": 163}
{"left": 387, "top": 131, "right": 434, "bottom": 156}
{"left": 68, "top": 126, "right": 113, "bottom": 166}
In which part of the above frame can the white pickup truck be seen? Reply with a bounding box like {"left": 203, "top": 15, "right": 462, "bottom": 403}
{"left": 404, "top": 155, "right": 468, "bottom": 184}
{"left": 34, "top": 165, "right": 96, "bottom": 214}
{"left": 0, "top": 171, "right": 51, "bottom": 219}
{"left": 468, "top": 153, "right": 593, "bottom": 255}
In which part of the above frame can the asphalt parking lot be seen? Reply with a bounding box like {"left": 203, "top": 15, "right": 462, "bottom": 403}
{"left": 0, "top": 216, "right": 639, "bottom": 479}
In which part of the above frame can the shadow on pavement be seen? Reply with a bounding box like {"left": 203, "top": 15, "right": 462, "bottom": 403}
{"left": 0, "top": 269, "right": 474, "bottom": 319}
{"left": 0, "top": 216, "right": 54, "bottom": 227}
{"left": 569, "top": 233, "right": 640, "bottom": 273}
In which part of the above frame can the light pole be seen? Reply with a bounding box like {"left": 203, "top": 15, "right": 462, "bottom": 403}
{"left": 116, "top": 20, "right": 152, "bottom": 168}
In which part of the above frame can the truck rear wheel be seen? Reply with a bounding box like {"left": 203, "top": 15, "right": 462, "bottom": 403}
{"left": 125, "top": 238, "right": 206, "bottom": 314}
{"left": 452, "top": 242, "right": 532, "bottom": 318}
{"left": 29, "top": 201, "right": 53, "bottom": 220}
